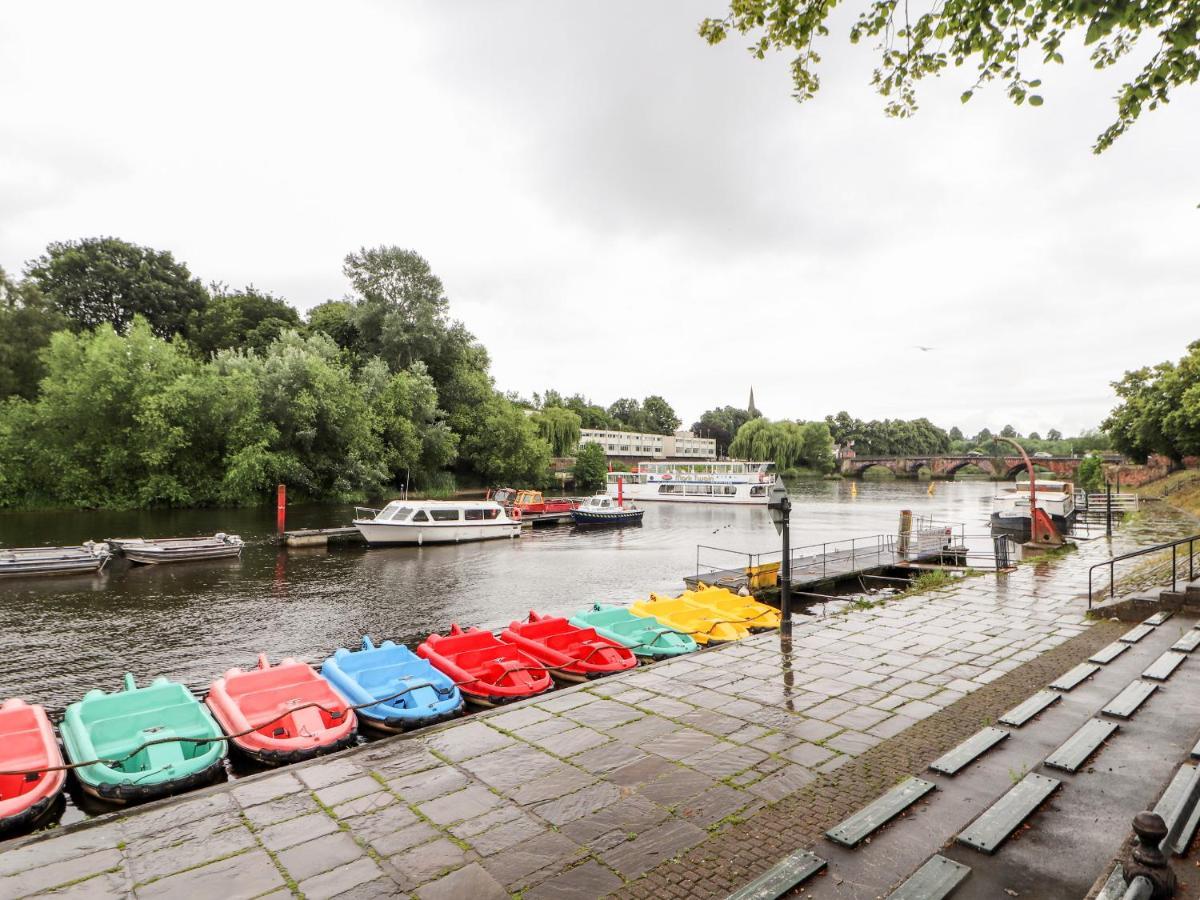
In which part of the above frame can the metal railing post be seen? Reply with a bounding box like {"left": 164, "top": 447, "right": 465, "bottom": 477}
{"left": 1172, "top": 545, "right": 1178, "bottom": 592}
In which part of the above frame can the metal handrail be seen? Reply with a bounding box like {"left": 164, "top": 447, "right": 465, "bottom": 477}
{"left": 1087, "top": 534, "right": 1200, "bottom": 607}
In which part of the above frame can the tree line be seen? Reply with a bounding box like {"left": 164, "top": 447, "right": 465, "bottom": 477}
{"left": 0, "top": 239, "right": 553, "bottom": 508}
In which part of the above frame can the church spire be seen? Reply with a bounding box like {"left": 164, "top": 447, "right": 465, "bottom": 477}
{"left": 748, "top": 386, "right": 759, "bottom": 417}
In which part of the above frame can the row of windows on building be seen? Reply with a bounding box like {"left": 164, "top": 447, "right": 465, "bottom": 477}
{"left": 578, "top": 429, "right": 717, "bottom": 460}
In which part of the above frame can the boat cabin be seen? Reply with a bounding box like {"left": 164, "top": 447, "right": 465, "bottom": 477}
{"left": 370, "top": 500, "right": 505, "bottom": 523}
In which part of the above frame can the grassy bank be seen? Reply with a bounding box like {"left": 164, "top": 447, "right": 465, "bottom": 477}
{"left": 1137, "top": 468, "right": 1200, "bottom": 518}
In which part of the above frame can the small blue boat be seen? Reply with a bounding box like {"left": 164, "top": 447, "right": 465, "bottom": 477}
{"left": 321, "top": 637, "right": 464, "bottom": 732}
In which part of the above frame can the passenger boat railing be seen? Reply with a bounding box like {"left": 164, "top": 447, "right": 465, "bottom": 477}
{"left": 354, "top": 506, "right": 380, "bottom": 519}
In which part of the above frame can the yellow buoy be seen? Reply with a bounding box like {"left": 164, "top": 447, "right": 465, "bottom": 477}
{"left": 850, "top": 482, "right": 858, "bottom": 497}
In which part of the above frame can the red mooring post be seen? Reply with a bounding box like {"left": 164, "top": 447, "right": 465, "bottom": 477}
{"left": 276, "top": 484, "right": 286, "bottom": 533}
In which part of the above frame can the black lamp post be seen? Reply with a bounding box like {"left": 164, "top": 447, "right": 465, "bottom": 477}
{"left": 768, "top": 481, "right": 792, "bottom": 634}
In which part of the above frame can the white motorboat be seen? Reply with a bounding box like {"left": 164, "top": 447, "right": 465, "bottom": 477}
{"left": 0, "top": 542, "right": 110, "bottom": 577}
{"left": 353, "top": 500, "right": 521, "bottom": 546}
{"left": 605, "top": 460, "right": 776, "bottom": 505}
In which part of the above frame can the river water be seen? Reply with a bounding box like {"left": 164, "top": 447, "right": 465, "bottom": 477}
{"left": 0, "top": 479, "right": 1008, "bottom": 717}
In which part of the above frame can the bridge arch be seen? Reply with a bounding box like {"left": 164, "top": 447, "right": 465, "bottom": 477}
{"left": 942, "top": 458, "right": 996, "bottom": 479}
{"left": 851, "top": 461, "right": 898, "bottom": 478}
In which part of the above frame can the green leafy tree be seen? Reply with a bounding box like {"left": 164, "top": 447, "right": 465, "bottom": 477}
{"left": 0, "top": 268, "right": 68, "bottom": 400}
{"left": 799, "top": 421, "right": 836, "bottom": 473}
{"left": 187, "top": 286, "right": 300, "bottom": 356}
{"left": 1028, "top": 431, "right": 1042, "bottom": 441}
{"left": 693, "top": 406, "right": 753, "bottom": 456}
{"left": 642, "top": 395, "right": 681, "bottom": 435}
{"left": 533, "top": 405, "right": 582, "bottom": 456}
{"left": 214, "top": 331, "right": 388, "bottom": 500}
{"left": 343, "top": 246, "right": 452, "bottom": 372}
{"left": 1047, "top": 428, "right": 1063, "bottom": 441}
{"left": 359, "top": 358, "right": 458, "bottom": 489}
{"left": 1000, "top": 424, "right": 1018, "bottom": 438}
{"left": 25, "top": 237, "right": 208, "bottom": 338}
{"left": 699, "top": 1, "right": 1200, "bottom": 152}
{"left": 608, "top": 397, "right": 648, "bottom": 432}
{"left": 9, "top": 319, "right": 230, "bottom": 507}
{"left": 563, "top": 394, "right": 617, "bottom": 429}
{"left": 948, "top": 426, "right": 964, "bottom": 441}
{"left": 306, "top": 300, "right": 364, "bottom": 356}
{"left": 1076, "top": 453, "right": 1106, "bottom": 493}
{"left": 573, "top": 441, "right": 608, "bottom": 492}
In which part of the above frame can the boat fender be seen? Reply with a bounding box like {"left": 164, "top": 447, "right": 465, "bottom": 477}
{"left": 511, "top": 507, "right": 521, "bottom": 520}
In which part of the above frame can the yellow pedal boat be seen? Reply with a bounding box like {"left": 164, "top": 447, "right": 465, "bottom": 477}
{"left": 629, "top": 594, "right": 751, "bottom": 645}
{"left": 682, "top": 585, "right": 780, "bottom": 632}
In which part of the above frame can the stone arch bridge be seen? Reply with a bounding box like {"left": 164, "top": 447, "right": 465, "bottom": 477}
{"left": 840, "top": 455, "right": 1087, "bottom": 480}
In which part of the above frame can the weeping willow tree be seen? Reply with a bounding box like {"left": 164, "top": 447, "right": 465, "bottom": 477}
{"left": 729, "top": 418, "right": 835, "bottom": 472}
{"left": 533, "top": 406, "right": 582, "bottom": 457}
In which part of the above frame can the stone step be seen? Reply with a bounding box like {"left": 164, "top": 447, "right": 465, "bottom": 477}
{"left": 885, "top": 855, "right": 971, "bottom": 900}
{"left": 998, "top": 690, "right": 1060, "bottom": 727}
{"left": 727, "top": 849, "right": 827, "bottom": 899}
{"left": 1089, "top": 641, "right": 1130, "bottom": 665}
{"left": 1172, "top": 630, "right": 1200, "bottom": 653}
{"left": 957, "top": 773, "right": 1061, "bottom": 855}
{"left": 929, "top": 727, "right": 1009, "bottom": 777}
{"left": 1120, "top": 624, "right": 1155, "bottom": 644}
{"left": 1144, "top": 611, "right": 1173, "bottom": 626}
{"left": 1044, "top": 719, "right": 1119, "bottom": 773}
{"left": 1049, "top": 663, "right": 1100, "bottom": 692}
{"left": 1101, "top": 680, "right": 1158, "bottom": 719}
{"left": 825, "top": 777, "right": 936, "bottom": 848}
{"left": 1192, "top": 736, "right": 1200, "bottom": 760}
{"left": 1142, "top": 651, "right": 1186, "bottom": 682}
{"left": 1153, "top": 764, "right": 1200, "bottom": 856}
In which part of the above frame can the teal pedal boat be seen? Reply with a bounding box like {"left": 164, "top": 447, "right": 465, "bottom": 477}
{"left": 569, "top": 603, "right": 698, "bottom": 660}
{"left": 60, "top": 674, "right": 226, "bottom": 804}
{"left": 321, "top": 637, "right": 464, "bottom": 733}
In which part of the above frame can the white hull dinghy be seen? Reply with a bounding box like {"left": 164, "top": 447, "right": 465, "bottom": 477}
{"left": 115, "top": 533, "right": 245, "bottom": 565}
{"left": 353, "top": 500, "right": 521, "bottom": 546}
{"left": 0, "top": 542, "right": 111, "bottom": 577}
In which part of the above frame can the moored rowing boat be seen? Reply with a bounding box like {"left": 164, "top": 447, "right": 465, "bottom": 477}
{"left": 0, "top": 542, "right": 110, "bottom": 578}
{"left": 116, "top": 534, "right": 244, "bottom": 565}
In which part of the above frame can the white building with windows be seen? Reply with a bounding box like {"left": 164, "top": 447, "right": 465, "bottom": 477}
{"left": 578, "top": 429, "right": 716, "bottom": 461}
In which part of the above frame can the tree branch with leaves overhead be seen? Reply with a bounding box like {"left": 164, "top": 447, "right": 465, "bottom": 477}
{"left": 699, "top": 1, "right": 1200, "bottom": 152}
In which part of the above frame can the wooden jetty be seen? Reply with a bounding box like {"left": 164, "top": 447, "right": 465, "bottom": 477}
{"left": 686, "top": 523, "right": 968, "bottom": 596}
{"left": 281, "top": 526, "right": 364, "bottom": 548}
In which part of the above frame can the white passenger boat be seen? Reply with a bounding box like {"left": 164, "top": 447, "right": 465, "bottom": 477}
{"left": 0, "top": 542, "right": 110, "bottom": 577}
{"left": 353, "top": 500, "right": 521, "bottom": 546}
{"left": 605, "top": 461, "right": 776, "bottom": 505}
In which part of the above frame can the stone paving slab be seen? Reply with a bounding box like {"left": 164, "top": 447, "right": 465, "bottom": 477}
{"left": 0, "top": 537, "right": 1151, "bottom": 900}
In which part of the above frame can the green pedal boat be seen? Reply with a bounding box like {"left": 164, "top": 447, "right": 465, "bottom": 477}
{"left": 60, "top": 674, "right": 227, "bottom": 804}
{"left": 569, "top": 603, "right": 697, "bottom": 660}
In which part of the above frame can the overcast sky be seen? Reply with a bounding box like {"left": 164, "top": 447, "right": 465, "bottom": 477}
{"left": 2, "top": 1, "right": 1197, "bottom": 435}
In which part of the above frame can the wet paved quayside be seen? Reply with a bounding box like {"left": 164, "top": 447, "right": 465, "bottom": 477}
{"left": 1, "top": 536, "right": 1194, "bottom": 899}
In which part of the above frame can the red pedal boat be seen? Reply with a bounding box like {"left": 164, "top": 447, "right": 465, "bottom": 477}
{"left": 501, "top": 612, "right": 637, "bottom": 684}
{"left": 418, "top": 624, "right": 552, "bottom": 707}
{"left": 0, "top": 699, "right": 66, "bottom": 838}
{"left": 205, "top": 654, "right": 357, "bottom": 766}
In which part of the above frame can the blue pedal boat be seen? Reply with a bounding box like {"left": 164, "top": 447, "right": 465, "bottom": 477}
{"left": 321, "top": 637, "right": 464, "bottom": 732}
